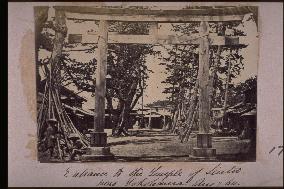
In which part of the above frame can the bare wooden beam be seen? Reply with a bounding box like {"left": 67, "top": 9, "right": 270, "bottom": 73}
{"left": 65, "top": 13, "right": 244, "bottom": 23}
{"left": 53, "top": 6, "right": 254, "bottom": 22}
{"left": 55, "top": 6, "right": 254, "bottom": 16}
{"left": 69, "top": 33, "right": 242, "bottom": 45}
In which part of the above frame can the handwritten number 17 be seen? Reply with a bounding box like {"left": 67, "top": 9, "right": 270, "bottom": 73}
{"left": 269, "top": 146, "right": 283, "bottom": 156}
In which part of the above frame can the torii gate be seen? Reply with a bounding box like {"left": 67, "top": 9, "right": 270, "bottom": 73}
{"left": 53, "top": 6, "right": 255, "bottom": 160}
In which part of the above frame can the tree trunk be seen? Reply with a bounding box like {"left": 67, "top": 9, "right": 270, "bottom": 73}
{"left": 170, "top": 103, "right": 180, "bottom": 133}
{"left": 34, "top": 7, "right": 49, "bottom": 89}
{"left": 114, "top": 101, "right": 131, "bottom": 136}
{"left": 222, "top": 49, "right": 233, "bottom": 127}
{"left": 111, "top": 100, "right": 123, "bottom": 135}
{"left": 106, "top": 94, "right": 114, "bottom": 129}
{"left": 209, "top": 46, "right": 221, "bottom": 110}
{"left": 113, "top": 79, "right": 139, "bottom": 136}
{"left": 47, "top": 9, "right": 67, "bottom": 117}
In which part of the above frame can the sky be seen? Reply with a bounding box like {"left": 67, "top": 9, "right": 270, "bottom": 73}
{"left": 39, "top": 7, "right": 259, "bottom": 110}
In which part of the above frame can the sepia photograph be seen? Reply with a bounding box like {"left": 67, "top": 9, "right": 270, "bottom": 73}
{"left": 35, "top": 5, "right": 259, "bottom": 163}
{"left": 8, "top": 2, "right": 283, "bottom": 187}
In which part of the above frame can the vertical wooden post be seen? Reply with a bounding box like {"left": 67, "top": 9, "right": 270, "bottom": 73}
{"left": 94, "top": 20, "right": 108, "bottom": 133}
{"left": 82, "top": 20, "right": 114, "bottom": 161}
{"left": 198, "top": 21, "right": 210, "bottom": 134}
{"left": 148, "top": 108, "right": 152, "bottom": 129}
{"left": 141, "top": 76, "right": 144, "bottom": 128}
{"left": 149, "top": 22, "right": 158, "bottom": 43}
{"left": 192, "top": 21, "right": 216, "bottom": 158}
{"left": 90, "top": 20, "right": 109, "bottom": 147}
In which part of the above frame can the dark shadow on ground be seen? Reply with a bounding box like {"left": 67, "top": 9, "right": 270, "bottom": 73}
{"left": 135, "top": 134, "right": 177, "bottom": 137}
{"left": 108, "top": 138, "right": 173, "bottom": 146}
{"left": 216, "top": 153, "right": 256, "bottom": 162}
{"left": 114, "top": 155, "right": 190, "bottom": 162}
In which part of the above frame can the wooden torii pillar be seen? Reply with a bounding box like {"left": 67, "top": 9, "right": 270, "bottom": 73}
{"left": 192, "top": 21, "right": 216, "bottom": 158}
{"left": 57, "top": 6, "right": 251, "bottom": 160}
{"left": 82, "top": 20, "right": 114, "bottom": 161}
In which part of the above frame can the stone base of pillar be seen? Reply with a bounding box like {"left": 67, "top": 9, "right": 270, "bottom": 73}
{"left": 191, "top": 133, "right": 216, "bottom": 158}
{"left": 81, "top": 132, "right": 114, "bottom": 161}
{"left": 81, "top": 147, "right": 114, "bottom": 161}
{"left": 192, "top": 147, "right": 216, "bottom": 157}
{"left": 90, "top": 132, "right": 107, "bottom": 147}
{"left": 188, "top": 153, "right": 217, "bottom": 161}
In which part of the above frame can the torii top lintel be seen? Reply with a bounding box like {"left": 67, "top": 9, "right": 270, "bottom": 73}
{"left": 54, "top": 6, "right": 257, "bottom": 23}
